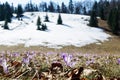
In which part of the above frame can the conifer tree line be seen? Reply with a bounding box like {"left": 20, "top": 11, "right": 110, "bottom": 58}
{"left": 84, "top": 0, "right": 119, "bottom": 34}
{"left": 0, "top": 0, "right": 93, "bottom": 19}
{"left": 0, "top": 2, "right": 13, "bottom": 22}
{"left": 89, "top": 0, "right": 120, "bottom": 34}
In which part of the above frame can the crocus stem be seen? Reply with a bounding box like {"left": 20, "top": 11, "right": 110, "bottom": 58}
{"left": 16, "top": 69, "right": 30, "bottom": 79}
{"left": 31, "top": 70, "right": 39, "bottom": 80}
{"left": 12, "top": 65, "right": 23, "bottom": 78}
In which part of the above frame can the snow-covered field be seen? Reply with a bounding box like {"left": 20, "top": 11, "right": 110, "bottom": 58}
{"left": 0, "top": 12, "right": 110, "bottom": 48}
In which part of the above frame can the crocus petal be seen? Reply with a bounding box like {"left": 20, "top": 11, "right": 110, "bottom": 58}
{"left": 1, "top": 58, "right": 8, "bottom": 73}
{"left": 22, "top": 57, "right": 29, "bottom": 65}
{"left": 118, "top": 58, "right": 120, "bottom": 64}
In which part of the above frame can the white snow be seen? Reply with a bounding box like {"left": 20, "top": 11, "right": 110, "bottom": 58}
{"left": 0, "top": 12, "right": 110, "bottom": 48}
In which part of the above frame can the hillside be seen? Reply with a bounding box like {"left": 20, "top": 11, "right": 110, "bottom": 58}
{"left": 0, "top": 12, "right": 110, "bottom": 49}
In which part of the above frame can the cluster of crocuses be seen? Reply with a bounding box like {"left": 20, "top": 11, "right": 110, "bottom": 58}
{"left": 61, "top": 53, "right": 76, "bottom": 67}
{"left": 0, "top": 51, "right": 120, "bottom": 79}
{"left": 0, "top": 51, "right": 36, "bottom": 73}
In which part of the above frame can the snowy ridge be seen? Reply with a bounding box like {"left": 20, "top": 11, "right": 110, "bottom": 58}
{"left": 0, "top": 12, "right": 110, "bottom": 48}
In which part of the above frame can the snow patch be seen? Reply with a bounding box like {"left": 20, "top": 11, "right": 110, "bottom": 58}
{"left": 0, "top": 12, "right": 110, "bottom": 48}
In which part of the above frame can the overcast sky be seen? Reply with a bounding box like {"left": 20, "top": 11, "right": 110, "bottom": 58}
{"left": 0, "top": 0, "right": 98, "bottom": 6}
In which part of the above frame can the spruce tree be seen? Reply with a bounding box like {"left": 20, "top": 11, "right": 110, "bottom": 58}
{"left": 92, "top": 1, "right": 98, "bottom": 16}
{"left": 4, "top": 19, "right": 9, "bottom": 30}
{"left": 99, "top": 6, "right": 105, "bottom": 20}
{"left": 41, "top": 24, "right": 47, "bottom": 31}
{"left": 69, "top": 0, "right": 74, "bottom": 14}
{"left": 11, "top": 3, "right": 14, "bottom": 13}
{"left": 35, "top": 5, "right": 39, "bottom": 11}
{"left": 89, "top": 1, "right": 98, "bottom": 27}
{"left": 48, "top": 2, "right": 55, "bottom": 12}
{"left": 57, "top": 13, "right": 62, "bottom": 24}
{"left": 118, "top": 4, "right": 120, "bottom": 31}
{"left": 25, "top": 3, "right": 35, "bottom": 12}
{"left": 0, "top": 4, "right": 5, "bottom": 21}
{"left": 17, "top": 4, "right": 23, "bottom": 20}
{"left": 44, "top": 2, "right": 48, "bottom": 12}
{"left": 44, "top": 13, "right": 49, "bottom": 22}
{"left": 4, "top": 2, "right": 12, "bottom": 22}
{"left": 61, "top": 2, "right": 68, "bottom": 13}
{"left": 5, "top": 13, "right": 11, "bottom": 23}
{"left": 0, "top": 2, "right": 13, "bottom": 22}
{"left": 37, "top": 16, "right": 41, "bottom": 30}
{"left": 57, "top": 5, "right": 60, "bottom": 13}
{"left": 108, "top": 8, "right": 119, "bottom": 34}
{"left": 89, "top": 10, "right": 98, "bottom": 27}
{"left": 83, "top": 6, "right": 87, "bottom": 15}
{"left": 75, "top": 6, "right": 80, "bottom": 14}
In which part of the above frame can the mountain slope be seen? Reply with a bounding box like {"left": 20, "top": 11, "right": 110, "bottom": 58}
{"left": 0, "top": 12, "right": 110, "bottom": 48}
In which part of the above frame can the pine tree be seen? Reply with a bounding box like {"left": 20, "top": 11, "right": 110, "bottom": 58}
{"left": 25, "top": 3, "right": 29, "bottom": 11}
{"left": 83, "top": 6, "right": 87, "bottom": 15}
{"left": 41, "top": 24, "right": 47, "bottom": 31}
{"left": 89, "top": 1, "right": 98, "bottom": 27}
{"left": 4, "top": 19, "right": 9, "bottom": 30}
{"left": 0, "top": 3, "right": 12, "bottom": 22}
{"left": 25, "top": 2, "right": 35, "bottom": 12}
{"left": 11, "top": 3, "right": 14, "bottom": 13}
{"left": 99, "top": 6, "right": 105, "bottom": 20}
{"left": 61, "top": 2, "right": 68, "bottom": 13}
{"left": 29, "top": 1, "right": 34, "bottom": 11}
{"left": 104, "top": 0, "right": 110, "bottom": 20}
{"left": 75, "top": 6, "right": 80, "bottom": 14}
{"left": 118, "top": 2, "right": 120, "bottom": 31}
{"left": 4, "top": 2, "right": 12, "bottom": 22}
{"left": 44, "top": 2, "right": 48, "bottom": 12}
{"left": 5, "top": 13, "right": 11, "bottom": 23}
{"left": 37, "top": 16, "right": 41, "bottom": 30}
{"left": 17, "top": 4, "right": 23, "bottom": 20}
{"left": 0, "top": 4, "right": 5, "bottom": 21}
{"left": 89, "top": 10, "right": 98, "bottom": 27}
{"left": 48, "top": 2, "right": 55, "bottom": 12}
{"left": 57, "top": 5, "right": 60, "bottom": 13}
{"left": 35, "top": 5, "right": 39, "bottom": 11}
{"left": 98, "top": 0, "right": 106, "bottom": 20}
{"left": 57, "top": 13, "right": 62, "bottom": 24}
{"left": 92, "top": 1, "right": 98, "bottom": 16}
{"left": 5, "top": 2, "right": 13, "bottom": 17}
{"left": 69, "top": 0, "right": 74, "bottom": 14}
{"left": 108, "top": 8, "right": 119, "bottom": 34}
{"left": 44, "top": 13, "right": 49, "bottom": 22}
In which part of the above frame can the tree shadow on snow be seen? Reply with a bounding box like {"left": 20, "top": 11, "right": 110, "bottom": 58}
{"left": 22, "top": 15, "right": 30, "bottom": 19}
{"left": 62, "top": 24, "right": 72, "bottom": 28}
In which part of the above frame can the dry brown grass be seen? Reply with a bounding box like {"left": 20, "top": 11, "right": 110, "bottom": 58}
{"left": 0, "top": 19, "right": 120, "bottom": 54}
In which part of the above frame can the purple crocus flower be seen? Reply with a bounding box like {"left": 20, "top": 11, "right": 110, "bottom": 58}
{"left": 22, "top": 57, "right": 29, "bottom": 65}
{"left": 117, "top": 58, "right": 120, "bottom": 64}
{"left": 86, "top": 59, "right": 95, "bottom": 66}
{"left": 47, "top": 52, "right": 55, "bottom": 55}
{"left": 22, "top": 54, "right": 30, "bottom": 65}
{"left": 12, "top": 52, "right": 20, "bottom": 57}
{"left": 26, "top": 51, "right": 36, "bottom": 59}
{"left": 0, "top": 57, "right": 8, "bottom": 73}
{"left": 61, "top": 53, "right": 76, "bottom": 67}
